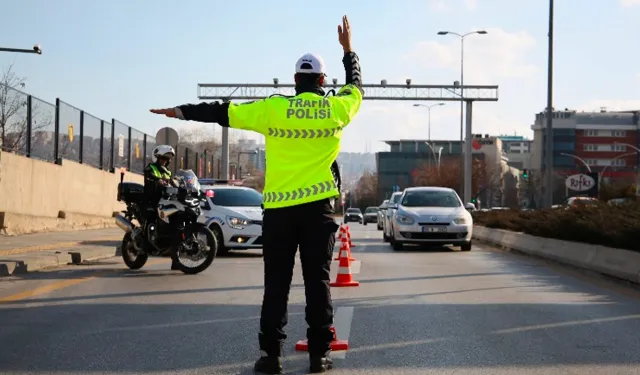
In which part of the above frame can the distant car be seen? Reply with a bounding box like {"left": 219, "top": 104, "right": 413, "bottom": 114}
{"left": 344, "top": 208, "right": 363, "bottom": 224}
{"left": 565, "top": 196, "right": 598, "bottom": 207}
{"left": 198, "top": 185, "right": 264, "bottom": 255}
{"left": 387, "top": 186, "right": 474, "bottom": 252}
{"left": 608, "top": 197, "right": 635, "bottom": 206}
{"left": 383, "top": 192, "right": 404, "bottom": 242}
{"left": 363, "top": 206, "right": 379, "bottom": 225}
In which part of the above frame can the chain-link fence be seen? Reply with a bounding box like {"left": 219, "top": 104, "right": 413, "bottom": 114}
{"left": 1, "top": 83, "right": 207, "bottom": 177}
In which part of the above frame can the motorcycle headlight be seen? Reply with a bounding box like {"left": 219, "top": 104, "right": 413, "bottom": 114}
{"left": 395, "top": 214, "right": 414, "bottom": 225}
{"left": 227, "top": 216, "right": 250, "bottom": 229}
{"left": 453, "top": 216, "right": 467, "bottom": 225}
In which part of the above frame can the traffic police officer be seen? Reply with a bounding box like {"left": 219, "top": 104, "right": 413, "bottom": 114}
{"left": 143, "top": 145, "right": 181, "bottom": 270}
{"left": 150, "top": 15, "right": 362, "bottom": 374}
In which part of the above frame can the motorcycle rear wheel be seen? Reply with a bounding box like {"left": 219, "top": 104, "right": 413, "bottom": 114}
{"left": 171, "top": 223, "right": 217, "bottom": 275}
{"left": 121, "top": 232, "right": 149, "bottom": 269}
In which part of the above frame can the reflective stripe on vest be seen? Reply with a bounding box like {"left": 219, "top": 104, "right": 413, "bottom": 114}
{"left": 150, "top": 164, "right": 171, "bottom": 179}
{"left": 267, "top": 127, "right": 342, "bottom": 139}
{"left": 263, "top": 180, "right": 336, "bottom": 203}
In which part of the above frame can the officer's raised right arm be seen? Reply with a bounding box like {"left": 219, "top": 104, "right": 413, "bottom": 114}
{"left": 330, "top": 51, "right": 363, "bottom": 125}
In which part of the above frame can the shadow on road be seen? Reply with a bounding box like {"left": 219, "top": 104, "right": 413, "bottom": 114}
{"left": 0, "top": 272, "right": 505, "bottom": 306}
{"left": 1, "top": 299, "right": 639, "bottom": 373}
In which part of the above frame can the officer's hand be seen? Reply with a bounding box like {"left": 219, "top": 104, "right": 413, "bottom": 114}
{"left": 337, "top": 15, "right": 352, "bottom": 53}
{"left": 150, "top": 108, "right": 177, "bottom": 118}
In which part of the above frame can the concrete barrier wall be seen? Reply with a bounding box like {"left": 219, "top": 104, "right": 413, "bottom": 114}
{"left": 0, "top": 152, "right": 143, "bottom": 235}
{"left": 473, "top": 225, "right": 640, "bottom": 284}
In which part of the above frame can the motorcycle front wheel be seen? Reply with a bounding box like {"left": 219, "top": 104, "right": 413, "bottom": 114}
{"left": 171, "top": 223, "right": 217, "bottom": 275}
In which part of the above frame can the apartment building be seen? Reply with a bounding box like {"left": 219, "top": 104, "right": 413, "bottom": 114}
{"left": 530, "top": 108, "right": 639, "bottom": 179}
{"left": 496, "top": 135, "right": 533, "bottom": 170}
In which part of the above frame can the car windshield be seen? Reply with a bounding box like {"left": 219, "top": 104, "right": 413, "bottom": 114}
{"left": 365, "top": 207, "right": 378, "bottom": 213}
{"left": 347, "top": 208, "right": 361, "bottom": 214}
{"left": 401, "top": 190, "right": 461, "bottom": 208}
{"left": 210, "top": 188, "right": 263, "bottom": 207}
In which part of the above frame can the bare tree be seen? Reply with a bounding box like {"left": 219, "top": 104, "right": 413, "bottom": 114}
{"left": 353, "top": 170, "right": 378, "bottom": 208}
{"left": 411, "top": 157, "right": 487, "bottom": 199}
{"left": 1, "top": 64, "right": 53, "bottom": 157}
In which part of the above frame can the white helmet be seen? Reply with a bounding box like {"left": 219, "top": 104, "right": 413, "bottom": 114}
{"left": 152, "top": 145, "right": 175, "bottom": 163}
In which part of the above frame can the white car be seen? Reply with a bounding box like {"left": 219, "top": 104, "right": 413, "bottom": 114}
{"left": 382, "top": 191, "right": 404, "bottom": 242}
{"left": 198, "top": 184, "right": 264, "bottom": 255}
{"left": 377, "top": 200, "right": 389, "bottom": 230}
{"left": 388, "top": 186, "right": 474, "bottom": 251}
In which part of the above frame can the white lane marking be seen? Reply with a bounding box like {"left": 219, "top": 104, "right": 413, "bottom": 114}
{"left": 331, "top": 306, "right": 354, "bottom": 359}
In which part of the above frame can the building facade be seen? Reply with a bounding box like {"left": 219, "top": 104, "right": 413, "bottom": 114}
{"left": 531, "top": 109, "right": 639, "bottom": 179}
{"left": 376, "top": 137, "right": 520, "bottom": 207}
{"left": 496, "top": 135, "right": 533, "bottom": 170}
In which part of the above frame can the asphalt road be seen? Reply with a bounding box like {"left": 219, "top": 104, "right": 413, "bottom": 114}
{"left": 2, "top": 224, "right": 640, "bottom": 374}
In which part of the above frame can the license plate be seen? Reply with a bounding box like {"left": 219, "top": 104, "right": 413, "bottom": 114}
{"left": 422, "top": 226, "right": 447, "bottom": 233}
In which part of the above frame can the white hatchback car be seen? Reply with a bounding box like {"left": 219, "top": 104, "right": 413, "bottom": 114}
{"left": 388, "top": 186, "right": 474, "bottom": 251}
{"left": 382, "top": 191, "right": 404, "bottom": 242}
{"left": 198, "top": 184, "right": 264, "bottom": 255}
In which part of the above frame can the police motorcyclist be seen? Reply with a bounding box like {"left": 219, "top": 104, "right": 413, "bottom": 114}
{"left": 149, "top": 15, "right": 361, "bottom": 374}
{"left": 143, "top": 145, "right": 179, "bottom": 269}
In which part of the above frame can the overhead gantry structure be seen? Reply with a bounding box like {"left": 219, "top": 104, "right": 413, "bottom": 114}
{"left": 196, "top": 80, "right": 499, "bottom": 203}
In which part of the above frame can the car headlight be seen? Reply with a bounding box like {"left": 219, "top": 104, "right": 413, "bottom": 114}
{"left": 227, "top": 216, "right": 250, "bottom": 229}
{"left": 453, "top": 216, "right": 468, "bottom": 225}
{"left": 395, "top": 214, "right": 414, "bottom": 225}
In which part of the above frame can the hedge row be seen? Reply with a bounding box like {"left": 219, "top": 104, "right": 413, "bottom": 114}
{"left": 472, "top": 202, "right": 640, "bottom": 252}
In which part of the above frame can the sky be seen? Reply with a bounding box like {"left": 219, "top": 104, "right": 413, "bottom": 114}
{"left": 1, "top": 0, "right": 640, "bottom": 153}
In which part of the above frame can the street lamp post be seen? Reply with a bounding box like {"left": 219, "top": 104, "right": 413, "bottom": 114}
{"left": 236, "top": 150, "right": 258, "bottom": 179}
{"left": 437, "top": 30, "right": 487, "bottom": 202}
{"left": 425, "top": 142, "right": 444, "bottom": 173}
{"left": 413, "top": 103, "right": 445, "bottom": 141}
{"left": 600, "top": 152, "right": 636, "bottom": 178}
{"left": 0, "top": 45, "right": 42, "bottom": 54}
{"left": 560, "top": 153, "right": 592, "bottom": 172}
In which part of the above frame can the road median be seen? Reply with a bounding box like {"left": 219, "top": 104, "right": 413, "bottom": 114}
{"left": 472, "top": 225, "right": 640, "bottom": 284}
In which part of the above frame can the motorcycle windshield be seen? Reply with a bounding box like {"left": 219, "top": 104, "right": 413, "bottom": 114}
{"left": 176, "top": 170, "right": 201, "bottom": 193}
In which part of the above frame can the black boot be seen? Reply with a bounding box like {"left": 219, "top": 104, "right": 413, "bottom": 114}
{"left": 253, "top": 356, "right": 283, "bottom": 374}
{"left": 170, "top": 261, "right": 179, "bottom": 270}
{"left": 309, "top": 355, "right": 333, "bottom": 373}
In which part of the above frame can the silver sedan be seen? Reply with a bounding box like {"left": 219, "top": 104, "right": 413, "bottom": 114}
{"left": 388, "top": 186, "right": 474, "bottom": 251}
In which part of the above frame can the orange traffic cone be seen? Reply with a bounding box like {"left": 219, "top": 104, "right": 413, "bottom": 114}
{"left": 334, "top": 226, "right": 355, "bottom": 261}
{"left": 295, "top": 326, "right": 349, "bottom": 351}
{"left": 345, "top": 225, "right": 355, "bottom": 248}
{"left": 330, "top": 245, "right": 359, "bottom": 287}
{"left": 333, "top": 240, "right": 356, "bottom": 262}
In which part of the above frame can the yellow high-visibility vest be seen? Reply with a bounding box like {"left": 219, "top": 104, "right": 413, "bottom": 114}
{"left": 228, "top": 84, "right": 363, "bottom": 209}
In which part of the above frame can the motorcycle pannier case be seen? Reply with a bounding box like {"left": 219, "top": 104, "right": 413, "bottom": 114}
{"left": 117, "top": 182, "right": 145, "bottom": 202}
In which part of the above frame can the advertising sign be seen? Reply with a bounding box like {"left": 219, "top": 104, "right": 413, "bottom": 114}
{"left": 565, "top": 173, "right": 595, "bottom": 192}
{"left": 566, "top": 172, "right": 599, "bottom": 198}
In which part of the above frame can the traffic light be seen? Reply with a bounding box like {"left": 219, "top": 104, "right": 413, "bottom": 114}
{"left": 471, "top": 197, "right": 477, "bottom": 204}
{"left": 522, "top": 169, "right": 529, "bottom": 179}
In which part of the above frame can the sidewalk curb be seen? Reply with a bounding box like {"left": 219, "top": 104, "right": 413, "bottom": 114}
{"left": 0, "top": 243, "right": 122, "bottom": 277}
{"left": 0, "top": 236, "right": 122, "bottom": 257}
{"left": 472, "top": 225, "right": 640, "bottom": 285}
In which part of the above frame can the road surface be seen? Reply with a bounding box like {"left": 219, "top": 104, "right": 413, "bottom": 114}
{"left": 1, "top": 224, "right": 640, "bottom": 374}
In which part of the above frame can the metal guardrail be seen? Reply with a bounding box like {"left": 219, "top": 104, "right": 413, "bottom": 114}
{"left": 0, "top": 84, "right": 218, "bottom": 177}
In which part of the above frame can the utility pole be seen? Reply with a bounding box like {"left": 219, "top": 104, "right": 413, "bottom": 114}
{"left": 544, "top": 0, "right": 555, "bottom": 207}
